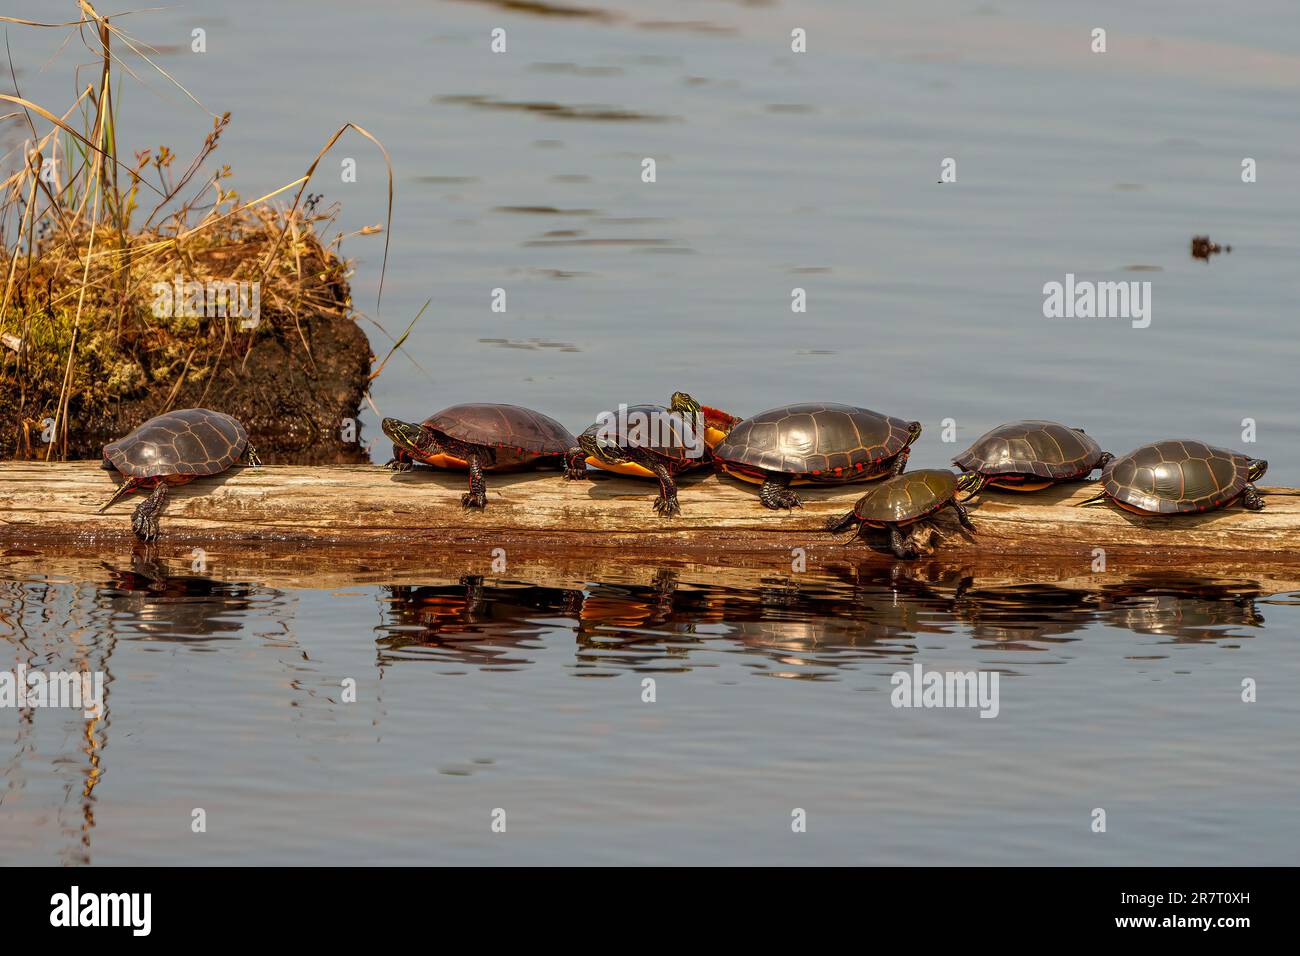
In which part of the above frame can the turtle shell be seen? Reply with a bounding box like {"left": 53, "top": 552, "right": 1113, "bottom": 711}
{"left": 852, "top": 469, "right": 957, "bottom": 525}
{"left": 103, "top": 408, "right": 248, "bottom": 479}
{"left": 954, "top": 420, "right": 1104, "bottom": 479}
{"left": 424, "top": 404, "right": 576, "bottom": 455}
{"left": 712, "top": 402, "right": 918, "bottom": 476}
{"left": 579, "top": 403, "right": 704, "bottom": 464}
{"left": 1100, "top": 440, "right": 1254, "bottom": 514}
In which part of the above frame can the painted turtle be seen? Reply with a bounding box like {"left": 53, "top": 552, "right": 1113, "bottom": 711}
{"left": 711, "top": 402, "right": 922, "bottom": 509}
{"left": 825, "top": 469, "right": 984, "bottom": 559}
{"left": 572, "top": 395, "right": 738, "bottom": 479}
{"left": 954, "top": 420, "right": 1111, "bottom": 493}
{"left": 574, "top": 392, "right": 708, "bottom": 516}
{"left": 99, "top": 407, "right": 260, "bottom": 541}
{"left": 1078, "top": 440, "right": 1266, "bottom": 514}
{"left": 382, "top": 404, "right": 582, "bottom": 509}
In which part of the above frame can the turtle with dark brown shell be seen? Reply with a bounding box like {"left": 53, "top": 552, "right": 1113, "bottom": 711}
{"left": 826, "top": 469, "right": 985, "bottom": 559}
{"left": 954, "top": 420, "right": 1111, "bottom": 493}
{"left": 382, "top": 403, "right": 582, "bottom": 509}
{"left": 99, "top": 407, "right": 260, "bottom": 541}
{"left": 711, "top": 402, "right": 922, "bottom": 510}
{"left": 1078, "top": 440, "right": 1266, "bottom": 515}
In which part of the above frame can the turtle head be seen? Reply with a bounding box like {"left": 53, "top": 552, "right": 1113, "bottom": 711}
{"left": 669, "top": 391, "right": 702, "bottom": 418}
{"left": 382, "top": 418, "right": 438, "bottom": 458}
{"left": 906, "top": 421, "right": 924, "bottom": 444}
{"left": 956, "top": 471, "right": 987, "bottom": 498}
{"left": 1248, "top": 458, "right": 1268, "bottom": 482}
{"left": 578, "top": 430, "right": 630, "bottom": 466}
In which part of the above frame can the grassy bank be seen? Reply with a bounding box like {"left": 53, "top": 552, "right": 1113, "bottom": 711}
{"left": 0, "top": 3, "right": 391, "bottom": 461}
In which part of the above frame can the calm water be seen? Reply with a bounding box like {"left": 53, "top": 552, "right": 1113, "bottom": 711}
{"left": 4, "top": 1, "right": 1300, "bottom": 864}
{"left": 2, "top": 552, "right": 1298, "bottom": 864}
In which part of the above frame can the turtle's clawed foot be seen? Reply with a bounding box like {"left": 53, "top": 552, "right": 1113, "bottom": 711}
{"left": 759, "top": 477, "right": 801, "bottom": 510}
{"left": 653, "top": 494, "right": 681, "bottom": 518}
{"left": 1243, "top": 486, "right": 1265, "bottom": 511}
{"left": 131, "top": 483, "right": 169, "bottom": 542}
{"left": 461, "top": 490, "right": 488, "bottom": 509}
{"left": 385, "top": 458, "right": 413, "bottom": 473}
{"left": 245, "top": 444, "right": 262, "bottom": 468}
{"left": 761, "top": 488, "right": 802, "bottom": 510}
{"left": 563, "top": 448, "right": 588, "bottom": 481}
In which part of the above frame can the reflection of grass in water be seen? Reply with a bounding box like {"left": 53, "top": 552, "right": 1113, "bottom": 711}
{"left": 0, "top": 4, "right": 393, "bottom": 460}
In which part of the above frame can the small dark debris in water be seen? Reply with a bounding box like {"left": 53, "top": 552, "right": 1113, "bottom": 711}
{"left": 800, "top": 349, "right": 837, "bottom": 355}
{"left": 541, "top": 229, "right": 584, "bottom": 237}
{"left": 1123, "top": 264, "right": 1162, "bottom": 272}
{"left": 1191, "top": 235, "right": 1231, "bottom": 260}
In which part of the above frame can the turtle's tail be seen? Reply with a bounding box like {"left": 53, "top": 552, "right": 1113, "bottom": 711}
{"left": 98, "top": 477, "right": 143, "bottom": 513}
{"left": 1075, "top": 490, "right": 1109, "bottom": 508}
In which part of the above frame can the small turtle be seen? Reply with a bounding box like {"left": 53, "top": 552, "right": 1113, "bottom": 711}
{"left": 954, "top": 420, "right": 1111, "bottom": 493}
{"left": 573, "top": 392, "right": 707, "bottom": 516}
{"left": 825, "top": 469, "right": 984, "bottom": 559}
{"left": 572, "top": 395, "right": 738, "bottom": 479}
{"left": 712, "top": 402, "right": 921, "bottom": 510}
{"left": 1078, "top": 440, "right": 1266, "bottom": 514}
{"left": 99, "top": 408, "right": 260, "bottom": 541}
{"left": 382, "top": 404, "right": 582, "bottom": 509}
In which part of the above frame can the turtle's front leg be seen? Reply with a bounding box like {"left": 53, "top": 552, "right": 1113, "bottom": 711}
{"left": 759, "top": 473, "right": 801, "bottom": 510}
{"left": 648, "top": 460, "right": 681, "bottom": 517}
{"left": 243, "top": 443, "right": 262, "bottom": 468}
{"left": 951, "top": 500, "right": 978, "bottom": 533}
{"left": 1242, "top": 485, "right": 1265, "bottom": 511}
{"left": 131, "top": 482, "right": 169, "bottom": 542}
{"left": 890, "top": 446, "right": 912, "bottom": 476}
{"left": 888, "top": 525, "right": 917, "bottom": 560}
{"left": 563, "top": 446, "right": 588, "bottom": 480}
{"left": 385, "top": 445, "right": 413, "bottom": 472}
{"left": 462, "top": 453, "right": 488, "bottom": 509}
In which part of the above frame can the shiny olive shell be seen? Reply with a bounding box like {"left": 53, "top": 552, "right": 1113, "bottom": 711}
{"left": 103, "top": 408, "right": 248, "bottom": 479}
{"left": 1100, "top": 440, "right": 1254, "bottom": 514}
{"left": 851, "top": 469, "right": 958, "bottom": 524}
{"left": 713, "top": 403, "right": 917, "bottom": 476}
{"left": 953, "top": 420, "right": 1105, "bottom": 479}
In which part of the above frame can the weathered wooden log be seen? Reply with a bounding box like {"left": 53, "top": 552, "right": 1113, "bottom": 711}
{"left": 0, "top": 463, "right": 1296, "bottom": 563}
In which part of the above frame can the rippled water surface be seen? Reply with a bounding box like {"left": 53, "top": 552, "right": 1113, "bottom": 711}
{"left": 2, "top": 551, "right": 1298, "bottom": 865}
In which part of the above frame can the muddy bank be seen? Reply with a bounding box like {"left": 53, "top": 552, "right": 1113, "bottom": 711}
{"left": 17, "top": 312, "right": 374, "bottom": 465}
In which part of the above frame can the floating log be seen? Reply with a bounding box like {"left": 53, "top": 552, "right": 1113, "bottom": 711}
{"left": 1, "top": 463, "right": 1296, "bottom": 567}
